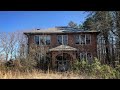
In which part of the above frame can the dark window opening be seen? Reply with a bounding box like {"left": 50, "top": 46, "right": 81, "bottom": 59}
{"left": 35, "top": 36, "right": 39, "bottom": 45}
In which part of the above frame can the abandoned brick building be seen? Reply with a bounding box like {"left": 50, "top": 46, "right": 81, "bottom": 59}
{"left": 24, "top": 26, "right": 99, "bottom": 71}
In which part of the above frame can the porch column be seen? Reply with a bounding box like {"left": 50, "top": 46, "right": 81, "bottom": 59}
{"left": 51, "top": 51, "right": 56, "bottom": 69}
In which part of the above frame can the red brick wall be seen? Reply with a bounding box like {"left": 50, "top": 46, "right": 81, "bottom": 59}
{"left": 27, "top": 32, "right": 98, "bottom": 58}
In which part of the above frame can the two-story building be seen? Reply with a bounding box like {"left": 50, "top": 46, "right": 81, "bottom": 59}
{"left": 24, "top": 26, "right": 99, "bottom": 71}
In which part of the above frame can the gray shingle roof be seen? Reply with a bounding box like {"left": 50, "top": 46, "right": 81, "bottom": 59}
{"left": 23, "top": 27, "right": 100, "bottom": 34}
{"left": 49, "top": 45, "right": 77, "bottom": 51}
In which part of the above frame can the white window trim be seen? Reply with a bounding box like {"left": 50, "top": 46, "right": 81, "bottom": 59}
{"left": 34, "top": 35, "right": 51, "bottom": 46}
{"left": 75, "top": 35, "right": 80, "bottom": 45}
{"left": 34, "top": 35, "right": 40, "bottom": 45}
{"left": 45, "top": 35, "right": 51, "bottom": 45}
{"left": 63, "top": 35, "right": 68, "bottom": 45}
{"left": 80, "top": 52, "right": 92, "bottom": 61}
{"left": 57, "top": 35, "right": 68, "bottom": 45}
{"left": 75, "top": 34, "right": 91, "bottom": 45}
{"left": 57, "top": 35, "right": 62, "bottom": 45}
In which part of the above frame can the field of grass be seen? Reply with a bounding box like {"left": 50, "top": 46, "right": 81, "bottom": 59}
{"left": 0, "top": 69, "right": 96, "bottom": 79}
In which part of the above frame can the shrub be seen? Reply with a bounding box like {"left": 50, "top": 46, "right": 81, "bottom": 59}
{"left": 71, "top": 57, "right": 120, "bottom": 79}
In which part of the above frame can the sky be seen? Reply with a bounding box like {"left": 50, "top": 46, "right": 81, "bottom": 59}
{"left": 0, "top": 11, "right": 88, "bottom": 32}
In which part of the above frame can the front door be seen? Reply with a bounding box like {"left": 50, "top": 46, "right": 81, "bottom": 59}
{"left": 56, "top": 53, "right": 70, "bottom": 71}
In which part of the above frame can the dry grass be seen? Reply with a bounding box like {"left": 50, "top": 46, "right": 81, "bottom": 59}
{"left": 0, "top": 69, "right": 97, "bottom": 79}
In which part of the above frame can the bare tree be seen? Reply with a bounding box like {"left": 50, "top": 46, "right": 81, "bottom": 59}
{"left": 0, "top": 32, "right": 10, "bottom": 60}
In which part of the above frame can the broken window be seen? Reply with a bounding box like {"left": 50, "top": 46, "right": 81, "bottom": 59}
{"left": 34, "top": 36, "right": 39, "bottom": 45}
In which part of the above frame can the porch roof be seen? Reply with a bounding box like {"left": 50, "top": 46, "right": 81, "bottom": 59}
{"left": 49, "top": 45, "right": 77, "bottom": 51}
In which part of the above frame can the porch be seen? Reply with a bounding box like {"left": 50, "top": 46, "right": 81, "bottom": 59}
{"left": 49, "top": 45, "right": 77, "bottom": 71}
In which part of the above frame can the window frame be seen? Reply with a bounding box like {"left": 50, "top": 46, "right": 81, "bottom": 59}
{"left": 57, "top": 35, "right": 68, "bottom": 45}
{"left": 45, "top": 35, "right": 51, "bottom": 45}
{"left": 34, "top": 35, "right": 40, "bottom": 45}
{"left": 34, "top": 35, "right": 51, "bottom": 46}
{"left": 75, "top": 34, "right": 91, "bottom": 45}
{"left": 79, "top": 52, "right": 92, "bottom": 62}
{"left": 75, "top": 35, "right": 80, "bottom": 44}
{"left": 86, "top": 34, "right": 91, "bottom": 45}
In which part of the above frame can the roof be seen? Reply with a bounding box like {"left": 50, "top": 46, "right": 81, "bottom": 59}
{"left": 23, "top": 27, "right": 100, "bottom": 34}
{"left": 49, "top": 45, "right": 77, "bottom": 51}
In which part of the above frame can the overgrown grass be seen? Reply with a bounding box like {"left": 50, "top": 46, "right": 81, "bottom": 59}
{"left": 0, "top": 58, "right": 120, "bottom": 79}
{"left": 72, "top": 58, "right": 120, "bottom": 79}
{"left": 0, "top": 68, "right": 96, "bottom": 79}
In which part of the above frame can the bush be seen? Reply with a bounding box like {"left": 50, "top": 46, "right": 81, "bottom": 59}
{"left": 72, "top": 57, "right": 120, "bottom": 79}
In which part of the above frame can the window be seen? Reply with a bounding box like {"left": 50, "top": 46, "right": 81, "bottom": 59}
{"left": 34, "top": 35, "right": 51, "bottom": 45}
{"left": 75, "top": 35, "right": 80, "bottom": 44}
{"left": 57, "top": 35, "right": 68, "bottom": 45}
{"left": 81, "top": 34, "right": 85, "bottom": 44}
{"left": 86, "top": 34, "right": 91, "bottom": 44}
{"left": 34, "top": 36, "right": 39, "bottom": 45}
{"left": 46, "top": 35, "right": 51, "bottom": 45}
{"left": 87, "top": 53, "right": 92, "bottom": 62}
{"left": 63, "top": 35, "right": 67, "bottom": 45}
{"left": 75, "top": 34, "right": 91, "bottom": 45}
{"left": 40, "top": 36, "right": 45, "bottom": 45}
{"left": 57, "top": 35, "right": 62, "bottom": 45}
{"left": 80, "top": 52, "right": 86, "bottom": 60}
{"left": 80, "top": 52, "right": 92, "bottom": 62}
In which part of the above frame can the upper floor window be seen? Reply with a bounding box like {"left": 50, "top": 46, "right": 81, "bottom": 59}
{"left": 81, "top": 34, "right": 85, "bottom": 44}
{"left": 45, "top": 35, "right": 51, "bottom": 45}
{"left": 35, "top": 36, "right": 39, "bottom": 45}
{"left": 75, "top": 35, "right": 80, "bottom": 44}
{"left": 57, "top": 35, "right": 68, "bottom": 45}
{"left": 75, "top": 34, "right": 91, "bottom": 45}
{"left": 40, "top": 36, "right": 45, "bottom": 45}
{"left": 57, "top": 35, "right": 62, "bottom": 45}
{"left": 34, "top": 35, "right": 51, "bottom": 45}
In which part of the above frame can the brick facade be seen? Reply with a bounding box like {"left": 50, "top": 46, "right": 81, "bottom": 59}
{"left": 24, "top": 27, "right": 99, "bottom": 70}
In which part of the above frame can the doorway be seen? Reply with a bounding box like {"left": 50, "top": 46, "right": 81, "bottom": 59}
{"left": 56, "top": 53, "right": 71, "bottom": 71}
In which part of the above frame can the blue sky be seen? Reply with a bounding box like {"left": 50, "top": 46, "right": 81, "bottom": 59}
{"left": 0, "top": 11, "right": 88, "bottom": 32}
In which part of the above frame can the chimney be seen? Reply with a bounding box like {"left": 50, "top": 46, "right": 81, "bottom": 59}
{"left": 36, "top": 28, "right": 40, "bottom": 30}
